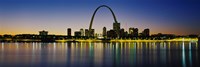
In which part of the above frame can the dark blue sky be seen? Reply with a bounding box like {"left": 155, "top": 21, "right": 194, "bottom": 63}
{"left": 0, "top": 0, "right": 200, "bottom": 35}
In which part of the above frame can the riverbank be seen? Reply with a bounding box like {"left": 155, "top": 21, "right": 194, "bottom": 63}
{"left": 198, "top": 37, "right": 200, "bottom": 44}
{"left": 0, "top": 38, "right": 198, "bottom": 43}
{"left": 56, "top": 38, "right": 198, "bottom": 42}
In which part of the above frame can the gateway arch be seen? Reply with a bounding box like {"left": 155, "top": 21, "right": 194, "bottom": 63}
{"left": 88, "top": 5, "right": 119, "bottom": 36}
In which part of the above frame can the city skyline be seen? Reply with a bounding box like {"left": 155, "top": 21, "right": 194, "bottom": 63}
{"left": 1, "top": 0, "right": 200, "bottom": 35}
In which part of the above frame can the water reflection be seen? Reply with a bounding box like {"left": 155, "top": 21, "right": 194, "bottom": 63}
{"left": 182, "top": 42, "right": 186, "bottom": 67}
{"left": 0, "top": 41, "right": 199, "bottom": 67}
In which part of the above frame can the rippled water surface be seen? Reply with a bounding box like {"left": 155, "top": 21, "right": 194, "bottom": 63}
{"left": 0, "top": 42, "right": 199, "bottom": 67}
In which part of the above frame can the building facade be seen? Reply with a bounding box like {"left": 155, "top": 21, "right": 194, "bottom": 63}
{"left": 67, "top": 28, "right": 71, "bottom": 36}
{"left": 39, "top": 30, "right": 48, "bottom": 35}
{"left": 142, "top": 28, "right": 150, "bottom": 36}
{"left": 80, "top": 28, "right": 84, "bottom": 36}
{"left": 113, "top": 22, "right": 120, "bottom": 38}
{"left": 103, "top": 27, "right": 107, "bottom": 37}
{"left": 74, "top": 31, "right": 81, "bottom": 37}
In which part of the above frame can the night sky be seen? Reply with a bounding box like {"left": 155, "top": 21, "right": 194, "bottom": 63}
{"left": 0, "top": 0, "right": 200, "bottom": 35}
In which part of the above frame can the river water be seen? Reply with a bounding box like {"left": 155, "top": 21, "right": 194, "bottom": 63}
{"left": 0, "top": 42, "right": 199, "bottom": 67}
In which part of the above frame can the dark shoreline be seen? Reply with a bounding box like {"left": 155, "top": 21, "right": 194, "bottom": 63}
{"left": 198, "top": 37, "right": 200, "bottom": 44}
{"left": 0, "top": 38, "right": 198, "bottom": 43}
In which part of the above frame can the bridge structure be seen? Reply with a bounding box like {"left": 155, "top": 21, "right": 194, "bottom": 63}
{"left": 88, "top": 5, "right": 118, "bottom": 37}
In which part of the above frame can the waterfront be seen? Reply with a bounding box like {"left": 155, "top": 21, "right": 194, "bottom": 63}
{"left": 0, "top": 41, "right": 199, "bottom": 67}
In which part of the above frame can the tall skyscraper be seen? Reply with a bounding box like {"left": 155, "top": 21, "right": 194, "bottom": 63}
{"left": 107, "top": 30, "right": 117, "bottom": 39}
{"left": 80, "top": 28, "right": 84, "bottom": 36}
{"left": 120, "top": 28, "right": 125, "bottom": 37}
{"left": 87, "top": 29, "right": 95, "bottom": 37}
{"left": 67, "top": 28, "right": 71, "bottom": 36}
{"left": 143, "top": 28, "right": 150, "bottom": 36}
{"left": 91, "top": 29, "right": 95, "bottom": 37}
{"left": 129, "top": 27, "right": 138, "bottom": 37}
{"left": 113, "top": 22, "right": 120, "bottom": 38}
{"left": 129, "top": 28, "right": 134, "bottom": 35}
{"left": 133, "top": 28, "right": 138, "bottom": 36}
{"left": 103, "top": 27, "right": 107, "bottom": 37}
{"left": 85, "top": 29, "right": 89, "bottom": 37}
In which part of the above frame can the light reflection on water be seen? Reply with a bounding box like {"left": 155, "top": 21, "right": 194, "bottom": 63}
{"left": 0, "top": 42, "right": 199, "bottom": 67}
